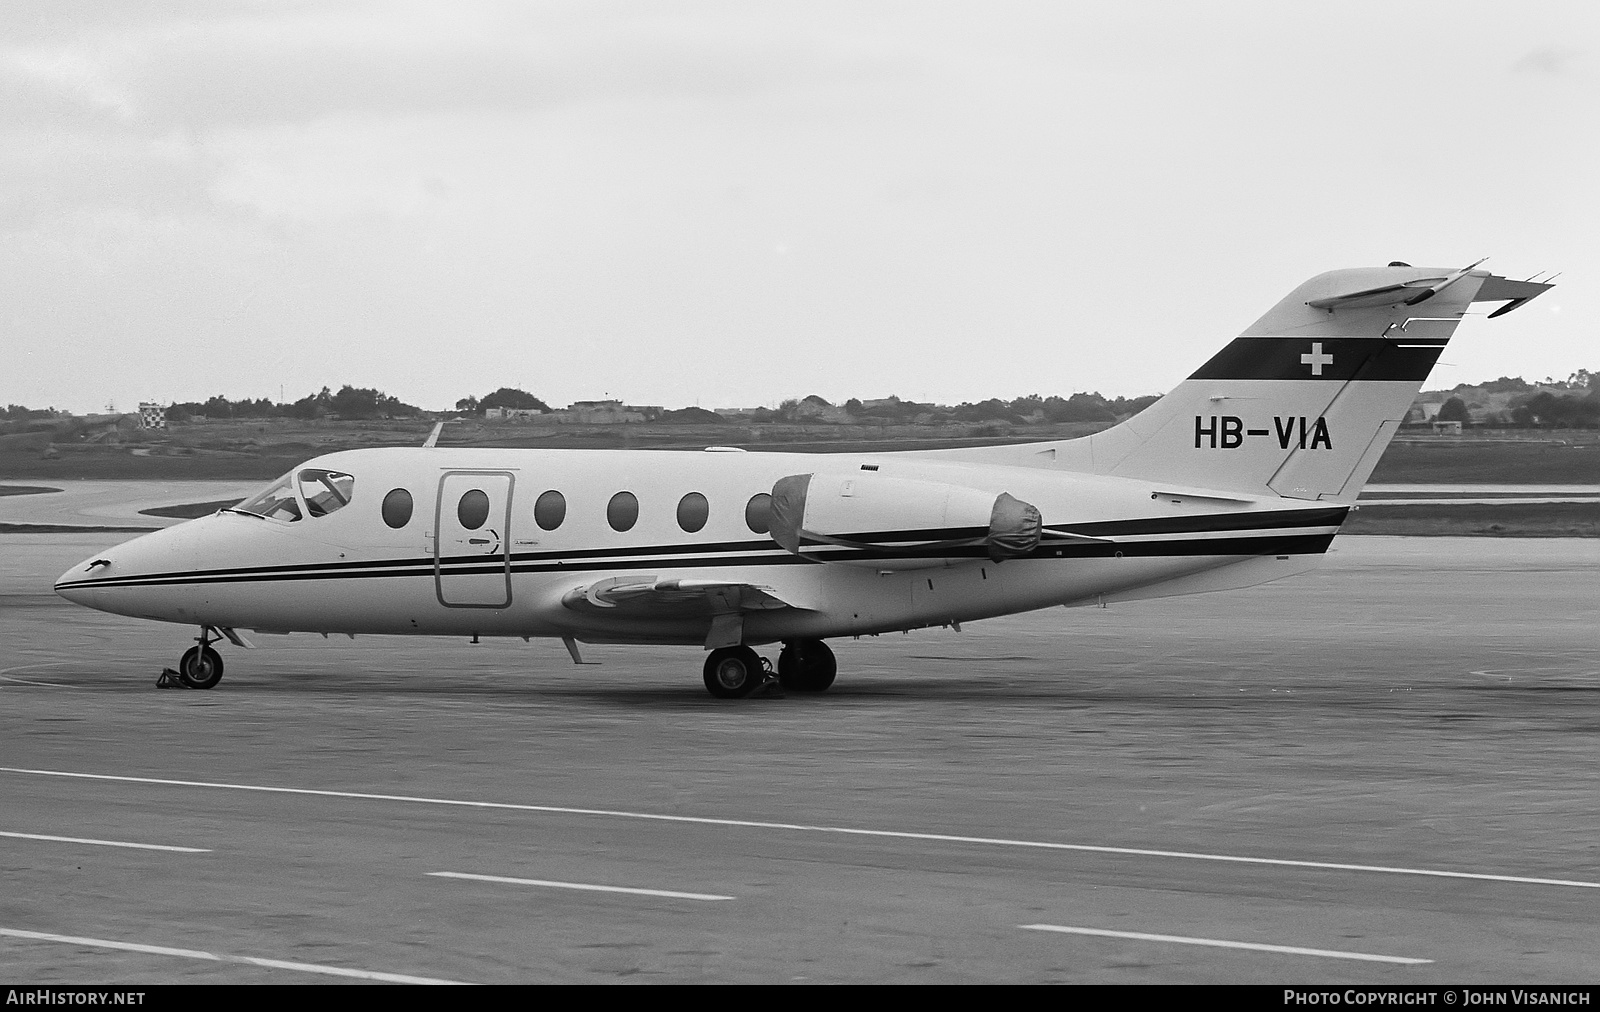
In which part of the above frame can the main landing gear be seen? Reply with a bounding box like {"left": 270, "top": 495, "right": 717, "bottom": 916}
{"left": 778, "top": 638, "right": 836, "bottom": 693}
{"left": 701, "top": 639, "right": 836, "bottom": 698}
{"left": 702, "top": 646, "right": 768, "bottom": 699}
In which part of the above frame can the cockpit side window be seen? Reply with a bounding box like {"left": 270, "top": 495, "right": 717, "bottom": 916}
{"left": 297, "top": 469, "right": 355, "bottom": 518}
{"left": 235, "top": 472, "right": 304, "bottom": 522}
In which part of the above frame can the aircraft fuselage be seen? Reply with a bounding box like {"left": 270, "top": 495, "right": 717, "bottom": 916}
{"left": 54, "top": 446, "right": 1341, "bottom": 646}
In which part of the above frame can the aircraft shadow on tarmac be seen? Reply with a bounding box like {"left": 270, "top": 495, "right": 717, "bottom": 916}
{"left": 15, "top": 656, "right": 1600, "bottom": 714}
{"left": 1460, "top": 684, "right": 1600, "bottom": 693}
{"left": 14, "top": 664, "right": 1160, "bottom": 707}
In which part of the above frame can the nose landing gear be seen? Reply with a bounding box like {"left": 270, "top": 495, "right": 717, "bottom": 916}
{"left": 161, "top": 626, "right": 226, "bottom": 689}
{"left": 178, "top": 644, "right": 224, "bottom": 689}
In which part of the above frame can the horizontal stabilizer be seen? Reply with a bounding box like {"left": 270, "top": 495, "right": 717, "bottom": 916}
{"left": 1306, "top": 259, "right": 1486, "bottom": 311}
{"left": 1474, "top": 275, "right": 1556, "bottom": 318}
{"left": 1304, "top": 276, "right": 1451, "bottom": 311}
{"left": 1307, "top": 262, "right": 1552, "bottom": 316}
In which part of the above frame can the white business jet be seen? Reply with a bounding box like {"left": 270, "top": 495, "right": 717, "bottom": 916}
{"left": 56, "top": 264, "right": 1551, "bottom": 697}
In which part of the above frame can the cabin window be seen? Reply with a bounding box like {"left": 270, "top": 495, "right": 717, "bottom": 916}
{"left": 297, "top": 469, "right": 355, "bottom": 518}
{"left": 457, "top": 489, "right": 490, "bottom": 530}
{"left": 534, "top": 490, "right": 566, "bottom": 531}
{"left": 745, "top": 493, "right": 773, "bottom": 534}
{"left": 381, "top": 488, "right": 413, "bottom": 529}
{"left": 607, "top": 491, "right": 638, "bottom": 532}
{"left": 234, "top": 472, "right": 303, "bottom": 523}
{"left": 677, "top": 492, "right": 709, "bottom": 533}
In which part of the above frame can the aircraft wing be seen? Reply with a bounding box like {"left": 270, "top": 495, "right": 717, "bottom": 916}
{"left": 562, "top": 575, "right": 799, "bottom": 614}
{"left": 560, "top": 575, "right": 807, "bottom": 649}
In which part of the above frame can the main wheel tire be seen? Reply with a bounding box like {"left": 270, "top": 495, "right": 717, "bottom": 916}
{"left": 778, "top": 639, "right": 836, "bottom": 693}
{"left": 703, "top": 646, "right": 764, "bottom": 699}
{"left": 178, "top": 645, "right": 224, "bottom": 689}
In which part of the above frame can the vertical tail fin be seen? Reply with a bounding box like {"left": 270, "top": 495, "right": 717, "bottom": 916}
{"left": 928, "top": 264, "right": 1552, "bottom": 502}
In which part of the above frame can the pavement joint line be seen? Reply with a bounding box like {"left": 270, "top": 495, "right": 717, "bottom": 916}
{"left": 0, "top": 830, "right": 209, "bottom": 853}
{"left": 1019, "top": 924, "right": 1432, "bottom": 965}
{"left": 5, "top": 766, "right": 1598, "bottom": 891}
{"left": 429, "top": 871, "right": 734, "bottom": 901}
{"left": 0, "top": 662, "right": 80, "bottom": 689}
{"left": 0, "top": 928, "right": 469, "bottom": 984}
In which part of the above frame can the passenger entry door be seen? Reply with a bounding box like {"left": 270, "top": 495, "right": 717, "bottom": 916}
{"left": 434, "top": 471, "right": 514, "bottom": 608}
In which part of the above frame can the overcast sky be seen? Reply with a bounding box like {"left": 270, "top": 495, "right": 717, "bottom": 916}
{"left": 2, "top": 1, "right": 1595, "bottom": 414}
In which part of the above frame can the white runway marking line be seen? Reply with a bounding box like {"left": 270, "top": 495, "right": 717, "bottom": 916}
{"left": 1020, "top": 924, "right": 1431, "bottom": 965}
{"left": 0, "top": 927, "right": 468, "bottom": 984}
{"left": 4, "top": 766, "right": 1597, "bottom": 891}
{"left": 430, "top": 871, "right": 734, "bottom": 901}
{"left": 0, "top": 830, "right": 208, "bottom": 853}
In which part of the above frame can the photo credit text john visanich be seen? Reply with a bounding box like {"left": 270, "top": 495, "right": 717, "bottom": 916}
{"left": 1285, "top": 992, "right": 1591, "bottom": 1006}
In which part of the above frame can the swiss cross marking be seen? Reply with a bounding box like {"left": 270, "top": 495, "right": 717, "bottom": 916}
{"left": 1301, "top": 342, "right": 1334, "bottom": 376}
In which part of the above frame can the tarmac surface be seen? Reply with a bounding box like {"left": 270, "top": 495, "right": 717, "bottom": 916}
{"left": 2, "top": 530, "right": 1598, "bottom": 984}
{"left": 0, "top": 480, "right": 255, "bottom": 529}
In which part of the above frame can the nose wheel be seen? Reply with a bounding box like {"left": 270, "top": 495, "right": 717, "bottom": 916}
{"left": 176, "top": 629, "right": 225, "bottom": 689}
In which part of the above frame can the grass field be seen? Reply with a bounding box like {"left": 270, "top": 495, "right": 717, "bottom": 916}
{"left": 1369, "top": 436, "right": 1600, "bottom": 484}
{"left": 1341, "top": 502, "right": 1600, "bottom": 538}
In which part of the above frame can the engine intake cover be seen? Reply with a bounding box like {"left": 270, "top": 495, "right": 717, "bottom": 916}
{"left": 768, "top": 472, "right": 1041, "bottom": 566}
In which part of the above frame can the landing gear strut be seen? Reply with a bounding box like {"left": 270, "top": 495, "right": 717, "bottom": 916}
{"left": 177, "top": 627, "right": 225, "bottom": 689}
{"left": 702, "top": 646, "right": 767, "bottom": 699}
{"left": 778, "top": 639, "right": 836, "bottom": 693}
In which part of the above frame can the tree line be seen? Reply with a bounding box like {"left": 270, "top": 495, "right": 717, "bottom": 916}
{"left": 8, "top": 369, "right": 1596, "bottom": 427}
{"left": 164, "top": 386, "right": 426, "bottom": 422}
{"left": 150, "top": 387, "right": 1165, "bottom": 425}
{"left": 1435, "top": 390, "right": 1600, "bottom": 428}
{"left": 770, "top": 392, "right": 1162, "bottom": 425}
{"left": 1430, "top": 369, "right": 1598, "bottom": 428}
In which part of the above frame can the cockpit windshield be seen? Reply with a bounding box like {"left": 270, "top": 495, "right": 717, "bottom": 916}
{"left": 232, "top": 469, "right": 355, "bottom": 522}
{"left": 297, "top": 469, "right": 355, "bottom": 517}
{"left": 234, "top": 472, "right": 304, "bottom": 522}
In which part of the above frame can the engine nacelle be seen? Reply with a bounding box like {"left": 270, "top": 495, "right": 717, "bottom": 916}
{"left": 768, "top": 471, "right": 1041, "bottom": 569}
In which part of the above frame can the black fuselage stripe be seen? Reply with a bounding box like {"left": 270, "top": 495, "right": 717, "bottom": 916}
{"left": 65, "top": 532, "right": 1337, "bottom": 591}
{"left": 1060, "top": 506, "right": 1348, "bottom": 537}
{"left": 65, "top": 509, "right": 1348, "bottom": 591}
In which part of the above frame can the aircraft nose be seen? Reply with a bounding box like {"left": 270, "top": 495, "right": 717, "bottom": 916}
{"left": 55, "top": 554, "right": 114, "bottom": 606}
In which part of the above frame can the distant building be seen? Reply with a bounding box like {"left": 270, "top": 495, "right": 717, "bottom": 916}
{"left": 549, "top": 400, "right": 655, "bottom": 424}
{"left": 1432, "top": 419, "right": 1463, "bottom": 435}
{"left": 789, "top": 398, "right": 852, "bottom": 423}
{"left": 484, "top": 407, "right": 544, "bottom": 421}
{"left": 138, "top": 403, "right": 167, "bottom": 430}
